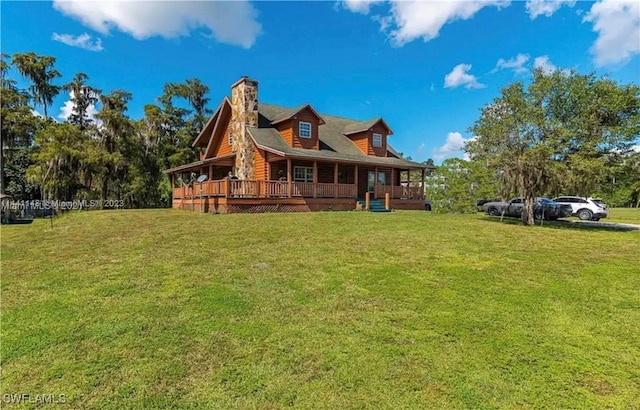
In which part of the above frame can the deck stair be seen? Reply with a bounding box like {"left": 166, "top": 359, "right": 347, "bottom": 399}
{"left": 357, "top": 198, "right": 391, "bottom": 213}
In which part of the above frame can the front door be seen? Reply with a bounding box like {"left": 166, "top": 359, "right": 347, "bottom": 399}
{"left": 368, "top": 171, "right": 375, "bottom": 193}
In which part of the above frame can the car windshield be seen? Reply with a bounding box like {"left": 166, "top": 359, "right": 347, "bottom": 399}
{"left": 592, "top": 199, "right": 606, "bottom": 207}
{"left": 537, "top": 198, "right": 555, "bottom": 204}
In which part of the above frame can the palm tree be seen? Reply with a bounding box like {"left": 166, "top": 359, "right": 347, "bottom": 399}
{"left": 11, "top": 52, "right": 61, "bottom": 119}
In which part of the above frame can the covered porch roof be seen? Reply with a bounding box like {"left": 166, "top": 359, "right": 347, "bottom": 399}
{"left": 163, "top": 153, "right": 235, "bottom": 174}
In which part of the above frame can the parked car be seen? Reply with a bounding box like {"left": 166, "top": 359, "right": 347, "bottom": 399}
{"left": 424, "top": 199, "right": 432, "bottom": 211}
{"left": 477, "top": 198, "right": 500, "bottom": 212}
{"left": 552, "top": 196, "right": 609, "bottom": 221}
{"left": 483, "top": 197, "right": 572, "bottom": 220}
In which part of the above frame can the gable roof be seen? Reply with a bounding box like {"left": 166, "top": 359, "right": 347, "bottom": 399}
{"left": 269, "top": 103, "right": 326, "bottom": 125}
{"left": 251, "top": 103, "right": 426, "bottom": 169}
{"left": 192, "top": 97, "right": 230, "bottom": 148}
{"left": 343, "top": 118, "right": 393, "bottom": 135}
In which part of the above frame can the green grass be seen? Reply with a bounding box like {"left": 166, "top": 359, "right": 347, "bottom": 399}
{"left": 2, "top": 210, "right": 639, "bottom": 409}
{"left": 606, "top": 207, "right": 640, "bottom": 225}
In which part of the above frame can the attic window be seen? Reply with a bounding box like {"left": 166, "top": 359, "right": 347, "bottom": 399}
{"left": 228, "top": 131, "right": 233, "bottom": 145}
{"left": 299, "top": 121, "right": 312, "bottom": 138}
{"left": 372, "top": 133, "right": 382, "bottom": 147}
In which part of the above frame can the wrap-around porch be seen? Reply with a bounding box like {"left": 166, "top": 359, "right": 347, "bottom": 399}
{"left": 171, "top": 158, "right": 426, "bottom": 200}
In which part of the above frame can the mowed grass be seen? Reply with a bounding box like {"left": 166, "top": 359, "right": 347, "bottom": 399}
{"left": 1, "top": 210, "right": 639, "bottom": 409}
{"left": 606, "top": 207, "right": 640, "bottom": 225}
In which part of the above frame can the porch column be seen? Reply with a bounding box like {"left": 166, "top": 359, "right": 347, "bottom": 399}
{"left": 334, "top": 163, "right": 339, "bottom": 198}
{"left": 209, "top": 165, "right": 213, "bottom": 180}
{"left": 354, "top": 164, "right": 358, "bottom": 198}
{"left": 287, "top": 158, "right": 292, "bottom": 198}
{"left": 421, "top": 168, "right": 426, "bottom": 199}
{"left": 313, "top": 161, "right": 318, "bottom": 198}
{"left": 374, "top": 166, "right": 378, "bottom": 199}
{"left": 391, "top": 168, "right": 394, "bottom": 199}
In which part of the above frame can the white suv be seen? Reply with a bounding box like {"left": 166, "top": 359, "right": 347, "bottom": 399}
{"left": 552, "top": 196, "right": 609, "bottom": 221}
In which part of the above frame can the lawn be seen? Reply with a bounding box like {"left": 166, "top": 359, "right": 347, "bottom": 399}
{"left": 606, "top": 207, "right": 640, "bottom": 225}
{"left": 1, "top": 210, "right": 639, "bottom": 409}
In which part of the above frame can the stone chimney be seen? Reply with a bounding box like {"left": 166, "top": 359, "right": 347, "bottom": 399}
{"left": 230, "top": 76, "right": 259, "bottom": 180}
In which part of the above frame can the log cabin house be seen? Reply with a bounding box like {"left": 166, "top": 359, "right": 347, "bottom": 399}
{"left": 165, "top": 76, "right": 431, "bottom": 213}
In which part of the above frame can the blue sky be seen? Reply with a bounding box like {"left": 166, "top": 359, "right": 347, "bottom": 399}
{"left": 2, "top": 0, "right": 639, "bottom": 163}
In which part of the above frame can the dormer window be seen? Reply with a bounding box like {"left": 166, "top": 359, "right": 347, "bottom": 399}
{"left": 299, "top": 121, "right": 312, "bottom": 138}
{"left": 372, "top": 133, "right": 382, "bottom": 147}
{"left": 228, "top": 131, "right": 233, "bottom": 145}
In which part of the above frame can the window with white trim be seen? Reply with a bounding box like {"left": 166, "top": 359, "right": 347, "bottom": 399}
{"left": 294, "top": 166, "right": 313, "bottom": 182}
{"left": 228, "top": 131, "right": 233, "bottom": 145}
{"left": 372, "top": 133, "right": 382, "bottom": 147}
{"left": 299, "top": 121, "right": 312, "bottom": 138}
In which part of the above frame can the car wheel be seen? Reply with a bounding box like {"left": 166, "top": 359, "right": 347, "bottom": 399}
{"left": 425, "top": 203, "right": 432, "bottom": 211}
{"left": 577, "top": 209, "right": 593, "bottom": 221}
{"left": 534, "top": 209, "right": 543, "bottom": 220}
{"left": 488, "top": 207, "right": 500, "bottom": 216}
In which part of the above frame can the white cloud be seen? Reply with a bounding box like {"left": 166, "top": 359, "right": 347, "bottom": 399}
{"left": 31, "top": 109, "right": 43, "bottom": 118}
{"left": 52, "top": 32, "right": 104, "bottom": 51}
{"left": 533, "top": 55, "right": 558, "bottom": 74}
{"left": 583, "top": 0, "right": 640, "bottom": 67}
{"left": 444, "top": 63, "right": 485, "bottom": 89}
{"left": 341, "top": 0, "right": 510, "bottom": 47}
{"left": 52, "top": 0, "right": 262, "bottom": 49}
{"left": 433, "top": 132, "right": 476, "bottom": 161}
{"left": 342, "top": 0, "right": 385, "bottom": 14}
{"left": 492, "top": 53, "right": 530, "bottom": 74}
{"left": 58, "top": 90, "right": 99, "bottom": 123}
{"left": 526, "top": 0, "right": 576, "bottom": 19}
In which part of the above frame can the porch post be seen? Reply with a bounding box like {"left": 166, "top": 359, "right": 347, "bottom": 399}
{"left": 391, "top": 168, "right": 395, "bottom": 199}
{"left": 374, "top": 166, "right": 378, "bottom": 199}
{"left": 313, "top": 161, "right": 318, "bottom": 198}
{"left": 421, "top": 168, "right": 426, "bottom": 199}
{"left": 334, "top": 163, "right": 339, "bottom": 198}
{"left": 354, "top": 164, "right": 358, "bottom": 198}
{"left": 209, "top": 165, "right": 213, "bottom": 180}
{"left": 287, "top": 158, "right": 292, "bottom": 198}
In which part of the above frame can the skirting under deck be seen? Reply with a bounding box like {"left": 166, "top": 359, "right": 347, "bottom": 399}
{"left": 172, "top": 197, "right": 425, "bottom": 214}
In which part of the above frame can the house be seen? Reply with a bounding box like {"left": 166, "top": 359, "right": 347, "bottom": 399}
{"left": 165, "top": 76, "right": 431, "bottom": 213}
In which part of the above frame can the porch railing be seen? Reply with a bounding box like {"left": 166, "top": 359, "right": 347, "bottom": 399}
{"left": 172, "top": 179, "right": 358, "bottom": 199}
{"left": 172, "top": 180, "right": 424, "bottom": 200}
{"left": 374, "top": 185, "right": 424, "bottom": 200}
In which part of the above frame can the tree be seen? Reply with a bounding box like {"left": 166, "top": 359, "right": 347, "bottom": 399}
{"left": 11, "top": 52, "right": 61, "bottom": 119}
{"left": 27, "top": 122, "right": 99, "bottom": 200}
{"left": 468, "top": 69, "right": 640, "bottom": 225}
{"left": 63, "top": 72, "right": 101, "bottom": 130}
{"left": 168, "top": 78, "right": 212, "bottom": 131}
{"left": 425, "top": 158, "right": 499, "bottom": 213}
{"left": 1, "top": 54, "right": 44, "bottom": 195}
{"left": 95, "top": 90, "right": 134, "bottom": 206}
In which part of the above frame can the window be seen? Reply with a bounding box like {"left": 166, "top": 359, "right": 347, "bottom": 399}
{"left": 372, "top": 133, "right": 382, "bottom": 147}
{"left": 228, "top": 131, "right": 233, "bottom": 145}
{"left": 299, "top": 122, "right": 312, "bottom": 138}
{"left": 294, "top": 166, "right": 313, "bottom": 182}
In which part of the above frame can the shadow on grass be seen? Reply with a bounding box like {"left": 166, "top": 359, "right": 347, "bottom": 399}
{"left": 481, "top": 216, "right": 640, "bottom": 232}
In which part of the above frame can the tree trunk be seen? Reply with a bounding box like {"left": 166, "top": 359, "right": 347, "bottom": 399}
{"left": 521, "top": 192, "right": 535, "bottom": 226}
{"left": 101, "top": 165, "right": 110, "bottom": 209}
{"left": 0, "top": 135, "right": 4, "bottom": 194}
